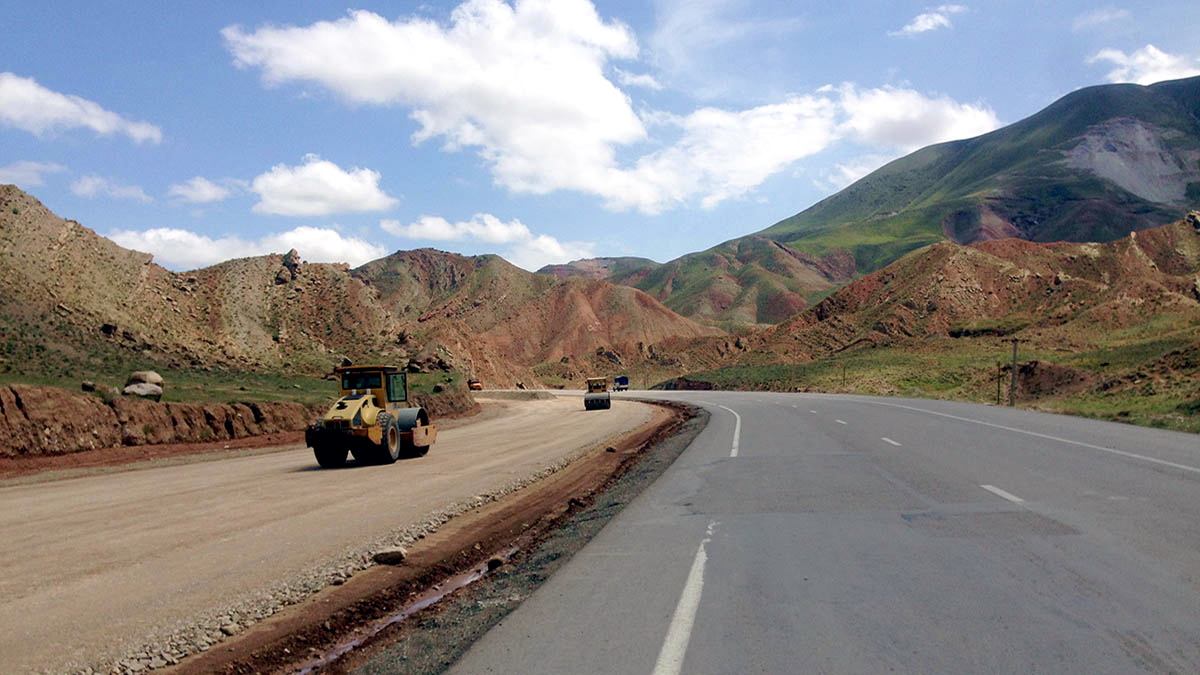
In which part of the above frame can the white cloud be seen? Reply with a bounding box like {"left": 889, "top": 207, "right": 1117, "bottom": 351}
{"left": 613, "top": 67, "right": 662, "bottom": 90}
{"left": 71, "top": 175, "right": 152, "bottom": 203}
{"left": 383, "top": 213, "right": 532, "bottom": 243}
{"left": 621, "top": 96, "right": 840, "bottom": 212}
{"left": 168, "top": 176, "right": 244, "bottom": 204}
{"left": 251, "top": 154, "right": 398, "bottom": 216}
{"left": 0, "top": 161, "right": 67, "bottom": 187}
{"left": 1087, "top": 44, "right": 1200, "bottom": 85}
{"left": 0, "top": 72, "right": 162, "bottom": 143}
{"left": 381, "top": 213, "right": 593, "bottom": 271}
{"left": 224, "top": 4, "right": 643, "bottom": 198}
{"left": 106, "top": 225, "right": 388, "bottom": 270}
{"left": 223, "top": 4, "right": 997, "bottom": 214}
{"left": 889, "top": 4, "right": 967, "bottom": 37}
{"left": 1072, "top": 8, "right": 1131, "bottom": 32}
{"left": 835, "top": 84, "right": 1001, "bottom": 152}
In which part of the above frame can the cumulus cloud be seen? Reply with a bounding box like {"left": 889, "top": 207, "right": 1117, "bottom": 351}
{"left": 167, "top": 176, "right": 244, "bottom": 204}
{"left": 621, "top": 96, "right": 840, "bottom": 212}
{"left": 0, "top": 161, "right": 67, "bottom": 187}
{"left": 1072, "top": 8, "right": 1131, "bottom": 32}
{"left": 251, "top": 154, "right": 398, "bottom": 216}
{"left": 1088, "top": 44, "right": 1200, "bottom": 85}
{"left": 0, "top": 72, "right": 162, "bottom": 143}
{"left": 106, "top": 225, "right": 388, "bottom": 270}
{"left": 834, "top": 84, "right": 1000, "bottom": 152}
{"left": 224, "top": 3, "right": 999, "bottom": 213}
{"left": 889, "top": 4, "right": 966, "bottom": 36}
{"left": 71, "top": 175, "right": 152, "bottom": 203}
{"left": 381, "top": 213, "right": 593, "bottom": 270}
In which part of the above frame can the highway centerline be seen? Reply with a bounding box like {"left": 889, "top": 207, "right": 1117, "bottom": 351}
{"left": 652, "top": 520, "right": 717, "bottom": 675}
{"left": 981, "top": 484, "right": 1026, "bottom": 504}
{"left": 717, "top": 405, "right": 741, "bottom": 458}
{"left": 863, "top": 400, "right": 1200, "bottom": 475}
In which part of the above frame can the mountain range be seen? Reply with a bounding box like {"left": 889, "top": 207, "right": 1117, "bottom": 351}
{"left": 1, "top": 76, "right": 1198, "bottom": 415}
{"left": 542, "top": 76, "right": 1200, "bottom": 329}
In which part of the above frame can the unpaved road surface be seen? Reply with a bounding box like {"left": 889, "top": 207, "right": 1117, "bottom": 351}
{"left": 0, "top": 396, "right": 653, "bottom": 674}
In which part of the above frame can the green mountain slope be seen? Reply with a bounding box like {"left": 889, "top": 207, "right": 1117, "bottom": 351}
{"left": 762, "top": 76, "right": 1200, "bottom": 271}
{"left": 549, "top": 77, "right": 1200, "bottom": 329}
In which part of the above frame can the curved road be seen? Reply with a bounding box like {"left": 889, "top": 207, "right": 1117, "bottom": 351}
{"left": 0, "top": 396, "right": 655, "bottom": 674}
{"left": 448, "top": 391, "right": 1200, "bottom": 674}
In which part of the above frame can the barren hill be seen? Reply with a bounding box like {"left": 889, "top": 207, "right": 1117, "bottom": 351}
{"left": 743, "top": 211, "right": 1200, "bottom": 363}
{"left": 0, "top": 186, "right": 720, "bottom": 387}
{"left": 538, "top": 236, "right": 855, "bottom": 330}
{"left": 355, "top": 249, "right": 721, "bottom": 386}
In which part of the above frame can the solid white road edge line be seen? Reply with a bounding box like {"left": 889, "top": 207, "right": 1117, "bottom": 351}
{"left": 652, "top": 520, "right": 717, "bottom": 675}
{"left": 881, "top": 437, "right": 902, "bottom": 446}
{"left": 981, "top": 484, "right": 1026, "bottom": 504}
{"left": 717, "top": 405, "right": 741, "bottom": 458}
{"left": 863, "top": 400, "right": 1200, "bottom": 475}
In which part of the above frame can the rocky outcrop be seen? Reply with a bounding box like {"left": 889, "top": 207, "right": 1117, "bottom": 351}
{"left": 0, "top": 384, "right": 314, "bottom": 457}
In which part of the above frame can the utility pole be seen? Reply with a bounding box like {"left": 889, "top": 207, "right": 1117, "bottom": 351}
{"left": 1004, "top": 339, "right": 1028, "bottom": 406}
{"left": 842, "top": 362, "right": 847, "bottom": 388}
{"left": 996, "top": 362, "right": 1002, "bottom": 405}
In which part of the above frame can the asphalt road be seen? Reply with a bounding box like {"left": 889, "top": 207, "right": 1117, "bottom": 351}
{"left": 449, "top": 391, "right": 1200, "bottom": 674}
{"left": 0, "top": 396, "right": 654, "bottom": 674}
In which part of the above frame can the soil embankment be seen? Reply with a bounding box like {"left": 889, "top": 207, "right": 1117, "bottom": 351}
{"left": 0, "top": 384, "right": 313, "bottom": 457}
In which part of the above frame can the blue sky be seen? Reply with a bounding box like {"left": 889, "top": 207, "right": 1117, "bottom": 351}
{"left": 2, "top": 1, "right": 1199, "bottom": 272}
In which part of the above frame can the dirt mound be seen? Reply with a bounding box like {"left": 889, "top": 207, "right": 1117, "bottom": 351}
{"left": 0, "top": 384, "right": 313, "bottom": 457}
{"left": 1013, "top": 361, "right": 1096, "bottom": 398}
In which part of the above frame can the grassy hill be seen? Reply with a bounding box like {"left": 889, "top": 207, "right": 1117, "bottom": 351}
{"left": 545, "top": 77, "right": 1200, "bottom": 329}
{"left": 761, "top": 76, "right": 1200, "bottom": 271}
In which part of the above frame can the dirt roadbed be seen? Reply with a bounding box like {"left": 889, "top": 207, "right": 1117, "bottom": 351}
{"left": 0, "top": 396, "right": 693, "bottom": 674}
{"left": 170, "top": 400, "right": 704, "bottom": 674}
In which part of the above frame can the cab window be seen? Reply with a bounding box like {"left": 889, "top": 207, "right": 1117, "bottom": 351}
{"left": 387, "top": 373, "right": 408, "bottom": 402}
{"left": 342, "top": 371, "right": 382, "bottom": 390}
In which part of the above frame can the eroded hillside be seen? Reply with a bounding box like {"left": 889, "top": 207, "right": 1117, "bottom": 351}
{"left": 0, "top": 186, "right": 721, "bottom": 387}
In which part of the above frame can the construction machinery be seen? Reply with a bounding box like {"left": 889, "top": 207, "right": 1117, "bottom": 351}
{"left": 306, "top": 364, "right": 437, "bottom": 468}
{"left": 583, "top": 377, "right": 611, "bottom": 410}
{"left": 467, "top": 378, "right": 483, "bottom": 391}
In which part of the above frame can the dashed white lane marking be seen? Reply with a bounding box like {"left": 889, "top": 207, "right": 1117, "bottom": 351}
{"left": 652, "top": 520, "right": 717, "bottom": 675}
{"left": 835, "top": 419, "right": 847, "bottom": 425}
{"left": 862, "top": 400, "right": 1200, "bottom": 475}
{"left": 717, "top": 405, "right": 741, "bottom": 458}
{"left": 809, "top": 410, "right": 818, "bottom": 414}
{"left": 981, "top": 484, "right": 1026, "bottom": 504}
{"left": 881, "top": 437, "right": 902, "bottom": 446}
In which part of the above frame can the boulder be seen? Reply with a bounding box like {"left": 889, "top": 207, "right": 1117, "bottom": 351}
{"left": 123, "top": 382, "right": 163, "bottom": 401}
{"left": 126, "top": 370, "right": 164, "bottom": 388}
{"left": 372, "top": 547, "right": 408, "bottom": 565}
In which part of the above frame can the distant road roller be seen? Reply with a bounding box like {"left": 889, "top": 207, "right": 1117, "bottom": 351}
{"left": 584, "top": 377, "right": 611, "bottom": 410}
{"left": 306, "top": 364, "right": 437, "bottom": 468}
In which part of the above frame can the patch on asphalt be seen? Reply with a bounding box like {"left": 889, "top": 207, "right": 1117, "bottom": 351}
{"left": 900, "top": 510, "right": 1079, "bottom": 537}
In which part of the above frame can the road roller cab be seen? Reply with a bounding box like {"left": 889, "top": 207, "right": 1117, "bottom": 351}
{"left": 306, "top": 365, "right": 437, "bottom": 468}
{"left": 584, "top": 377, "right": 611, "bottom": 410}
